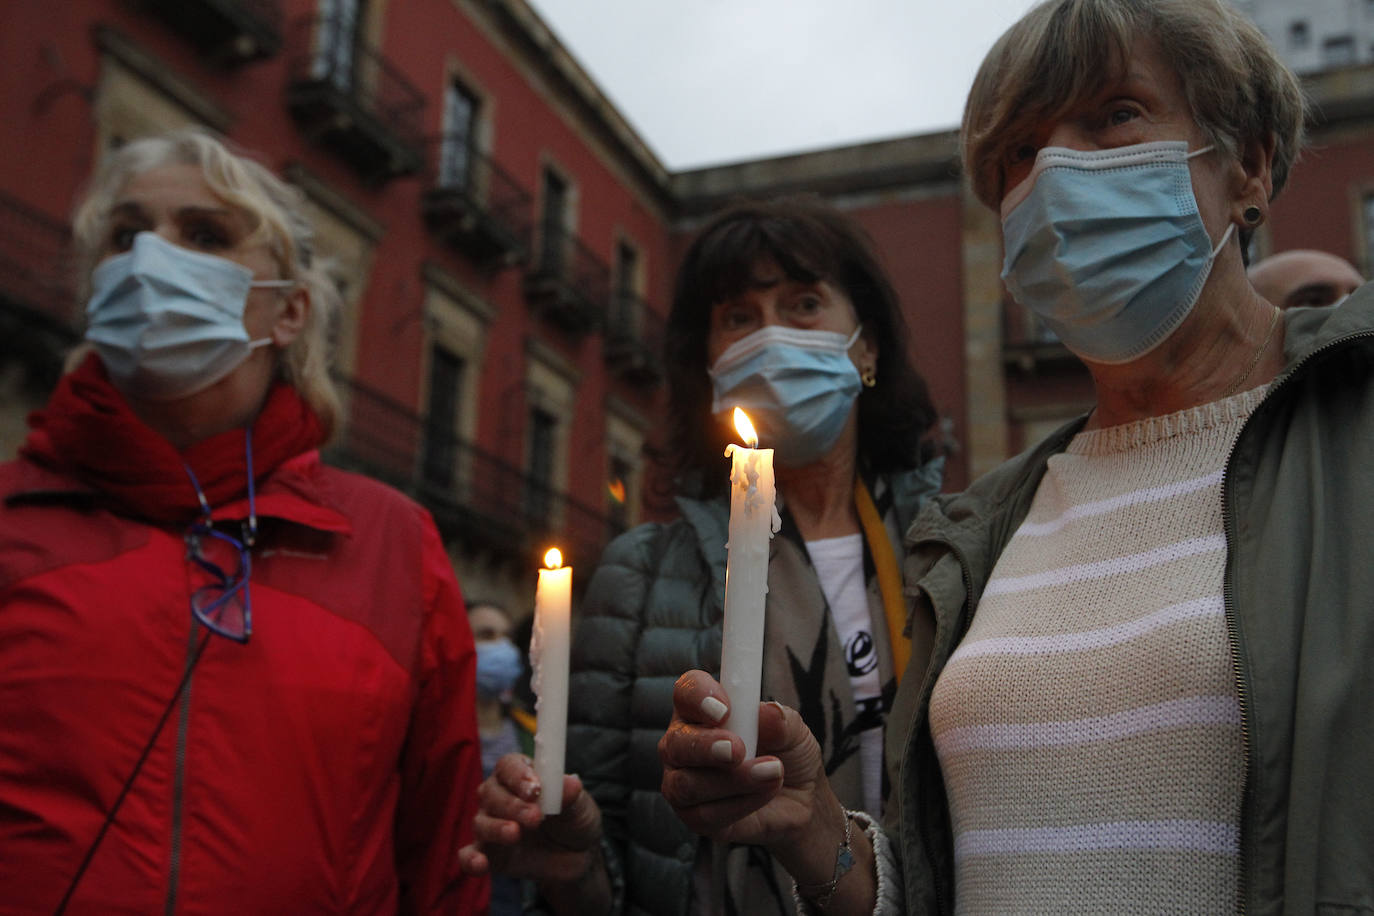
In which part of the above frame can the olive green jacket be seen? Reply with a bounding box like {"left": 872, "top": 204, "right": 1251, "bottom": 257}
{"left": 889, "top": 286, "right": 1374, "bottom": 915}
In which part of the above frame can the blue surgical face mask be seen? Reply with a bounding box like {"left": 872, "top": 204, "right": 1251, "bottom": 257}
{"left": 85, "top": 231, "right": 293, "bottom": 401}
{"left": 1000, "top": 140, "right": 1235, "bottom": 364}
{"left": 475, "top": 637, "right": 524, "bottom": 700}
{"left": 708, "top": 324, "right": 863, "bottom": 467}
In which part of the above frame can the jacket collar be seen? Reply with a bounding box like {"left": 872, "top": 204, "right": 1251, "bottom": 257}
{"left": 6, "top": 448, "right": 352, "bottom": 536}
{"left": 909, "top": 283, "right": 1374, "bottom": 583}
{"left": 673, "top": 458, "right": 945, "bottom": 583}
{"left": 13, "top": 354, "right": 341, "bottom": 532}
{"left": 905, "top": 417, "right": 1084, "bottom": 611}
{"left": 1278, "top": 280, "right": 1374, "bottom": 369}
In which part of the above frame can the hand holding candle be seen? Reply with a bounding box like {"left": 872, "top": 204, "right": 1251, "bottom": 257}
{"left": 531, "top": 547, "right": 572, "bottom": 814}
{"left": 718, "top": 408, "right": 781, "bottom": 758}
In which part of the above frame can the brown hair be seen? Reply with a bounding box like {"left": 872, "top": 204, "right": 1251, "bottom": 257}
{"left": 660, "top": 196, "right": 936, "bottom": 500}
{"left": 962, "top": 0, "right": 1305, "bottom": 211}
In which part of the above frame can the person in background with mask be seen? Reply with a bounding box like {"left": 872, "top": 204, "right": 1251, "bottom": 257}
{"left": 469, "top": 601, "right": 535, "bottom": 916}
{"left": 1247, "top": 248, "right": 1365, "bottom": 310}
{"left": 657, "top": 1, "right": 1374, "bottom": 912}
{"left": 469, "top": 600, "right": 536, "bottom": 775}
{"left": 458, "top": 197, "right": 943, "bottom": 916}
{"left": 0, "top": 128, "right": 487, "bottom": 914}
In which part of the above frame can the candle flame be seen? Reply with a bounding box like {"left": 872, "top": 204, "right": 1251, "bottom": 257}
{"left": 733, "top": 407, "right": 758, "bottom": 448}
{"left": 544, "top": 547, "right": 564, "bottom": 569}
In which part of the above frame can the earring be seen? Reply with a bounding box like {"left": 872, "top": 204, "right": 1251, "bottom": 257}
{"left": 1243, "top": 205, "right": 1263, "bottom": 226}
{"left": 861, "top": 367, "right": 877, "bottom": 388}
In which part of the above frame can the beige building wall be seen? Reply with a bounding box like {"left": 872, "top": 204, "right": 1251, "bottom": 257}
{"left": 961, "top": 188, "right": 1010, "bottom": 481}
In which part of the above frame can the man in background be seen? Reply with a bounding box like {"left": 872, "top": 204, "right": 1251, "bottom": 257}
{"left": 1249, "top": 249, "right": 1365, "bottom": 309}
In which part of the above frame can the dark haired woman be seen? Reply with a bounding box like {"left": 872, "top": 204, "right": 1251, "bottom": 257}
{"left": 459, "top": 197, "right": 942, "bottom": 915}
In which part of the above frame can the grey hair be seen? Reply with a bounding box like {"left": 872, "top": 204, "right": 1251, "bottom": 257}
{"left": 962, "top": 0, "right": 1306, "bottom": 211}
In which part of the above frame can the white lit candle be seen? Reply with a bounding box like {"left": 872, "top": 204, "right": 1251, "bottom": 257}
{"left": 532, "top": 547, "right": 573, "bottom": 814}
{"left": 718, "top": 408, "right": 780, "bottom": 758}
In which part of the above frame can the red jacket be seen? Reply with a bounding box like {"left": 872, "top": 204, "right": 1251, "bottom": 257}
{"left": 0, "top": 360, "right": 488, "bottom": 914}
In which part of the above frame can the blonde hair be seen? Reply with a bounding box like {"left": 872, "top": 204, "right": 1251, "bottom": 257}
{"left": 72, "top": 128, "right": 341, "bottom": 439}
{"left": 962, "top": 0, "right": 1306, "bottom": 210}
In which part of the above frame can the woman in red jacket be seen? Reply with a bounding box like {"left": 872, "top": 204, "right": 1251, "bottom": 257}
{"left": 0, "top": 128, "right": 488, "bottom": 915}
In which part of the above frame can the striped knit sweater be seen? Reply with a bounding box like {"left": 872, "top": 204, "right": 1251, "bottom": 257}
{"left": 928, "top": 386, "right": 1268, "bottom": 913}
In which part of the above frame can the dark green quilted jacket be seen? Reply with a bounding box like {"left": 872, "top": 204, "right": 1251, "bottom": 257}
{"left": 563, "top": 461, "right": 942, "bottom": 916}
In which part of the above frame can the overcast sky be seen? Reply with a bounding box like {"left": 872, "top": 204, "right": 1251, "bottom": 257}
{"left": 525, "top": 0, "right": 1042, "bottom": 171}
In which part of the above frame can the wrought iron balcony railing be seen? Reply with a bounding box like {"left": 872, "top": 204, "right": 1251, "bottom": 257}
{"left": 0, "top": 191, "right": 78, "bottom": 394}
{"left": 522, "top": 225, "right": 610, "bottom": 334}
{"left": 422, "top": 135, "right": 531, "bottom": 268}
{"left": 133, "top": 0, "right": 283, "bottom": 65}
{"left": 0, "top": 191, "right": 75, "bottom": 328}
{"left": 604, "top": 290, "right": 665, "bottom": 387}
{"left": 285, "top": 15, "right": 426, "bottom": 183}
{"left": 325, "top": 374, "right": 622, "bottom": 570}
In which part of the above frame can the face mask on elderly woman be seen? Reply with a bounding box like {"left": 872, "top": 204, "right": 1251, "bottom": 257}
{"left": 85, "top": 231, "right": 293, "bottom": 401}
{"left": 1000, "top": 140, "right": 1235, "bottom": 364}
{"left": 708, "top": 324, "right": 863, "bottom": 467}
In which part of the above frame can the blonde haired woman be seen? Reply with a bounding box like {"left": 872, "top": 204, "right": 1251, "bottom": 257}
{"left": 0, "top": 129, "right": 488, "bottom": 914}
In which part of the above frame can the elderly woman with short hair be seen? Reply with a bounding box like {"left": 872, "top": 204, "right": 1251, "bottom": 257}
{"left": 657, "top": 0, "right": 1374, "bottom": 912}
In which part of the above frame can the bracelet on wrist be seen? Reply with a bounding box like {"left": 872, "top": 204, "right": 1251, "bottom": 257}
{"left": 795, "top": 809, "right": 857, "bottom": 910}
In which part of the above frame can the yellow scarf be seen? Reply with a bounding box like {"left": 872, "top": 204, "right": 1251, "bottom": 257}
{"left": 854, "top": 478, "right": 909, "bottom": 684}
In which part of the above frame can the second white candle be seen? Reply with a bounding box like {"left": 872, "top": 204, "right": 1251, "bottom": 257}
{"left": 718, "top": 409, "right": 780, "bottom": 759}
{"left": 532, "top": 550, "right": 572, "bottom": 814}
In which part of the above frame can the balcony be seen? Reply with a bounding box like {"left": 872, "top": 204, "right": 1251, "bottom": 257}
{"left": 132, "top": 0, "right": 283, "bottom": 66}
{"left": 522, "top": 227, "right": 610, "bottom": 334}
{"left": 326, "top": 375, "right": 620, "bottom": 570}
{"left": 422, "top": 136, "right": 531, "bottom": 269}
{"left": 604, "top": 291, "right": 665, "bottom": 387}
{"left": 284, "top": 15, "right": 425, "bottom": 184}
{"left": 0, "top": 192, "right": 78, "bottom": 395}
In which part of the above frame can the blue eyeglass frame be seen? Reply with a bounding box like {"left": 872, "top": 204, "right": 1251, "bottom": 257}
{"left": 182, "top": 426, "right": 257, "bottom": 644}
{"left": 185, "top": 522, "right": 253, "bottom": 643}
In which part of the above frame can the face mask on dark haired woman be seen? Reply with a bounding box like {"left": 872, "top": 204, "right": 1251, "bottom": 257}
{"left": 85, "top": 231, "right": 293, "bottom": 400}
{"left": 708, "top": 324, "right": 863, "bottom": 467}
{"left": 1000, "top": 140, "right": 1234, "bottom": 364}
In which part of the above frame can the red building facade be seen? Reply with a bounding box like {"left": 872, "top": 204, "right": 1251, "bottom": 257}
{"left": 1, "top": 1, "right": 1370, "bottom": 611}
{"left": 0, "top": 0, "right": 682, "bottom": 610}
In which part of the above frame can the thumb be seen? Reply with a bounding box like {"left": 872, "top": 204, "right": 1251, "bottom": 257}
{"left": 542, "top": 775, "right": 602, "bottom": 851}
{"left": 757, "top": 701, "right": 824, "bottom": 784}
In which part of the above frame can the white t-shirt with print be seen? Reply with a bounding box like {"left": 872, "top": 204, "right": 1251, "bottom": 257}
{"left": 807, "top": 533, "right": 884, "bottom": 814}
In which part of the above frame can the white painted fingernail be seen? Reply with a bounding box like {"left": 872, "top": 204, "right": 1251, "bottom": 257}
{"left": 750, "top": 759, "right": 783, "bottom": 781}
{"left": 710, "top": 739, "right": 734, "bottom": 762}
{"left": 700, "top": 695, "right": 728, "bottom": 723}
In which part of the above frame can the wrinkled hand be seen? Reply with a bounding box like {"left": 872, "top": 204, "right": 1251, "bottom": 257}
{"left": 658, "top": 669, "right": 828, "bottom": 850}
{"left": 457, "top": 753, "right": 603, "bottom": 884}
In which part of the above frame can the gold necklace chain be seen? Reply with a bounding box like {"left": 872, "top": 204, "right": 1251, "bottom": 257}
{"left": 1220, "top": 306, "right": 1281, "bottom": 399}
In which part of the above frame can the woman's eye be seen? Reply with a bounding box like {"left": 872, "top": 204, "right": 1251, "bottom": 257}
{"left": 109, "top": 226, "right": 139, "bottom": 252}
{"left": 718, "top": 307, "right": 752, "bottom": 330}
{"left": 1008, "top": 142, "right": 1038, "bottom": 165}
{"left": 793, "top": 295, "right": 823, "bottom": 315}
{"left": 1106, "top": 106, "right": 1138, "bottom": 127}
{"left": 186, "top": 222, "right": 230, "bottom": 249}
